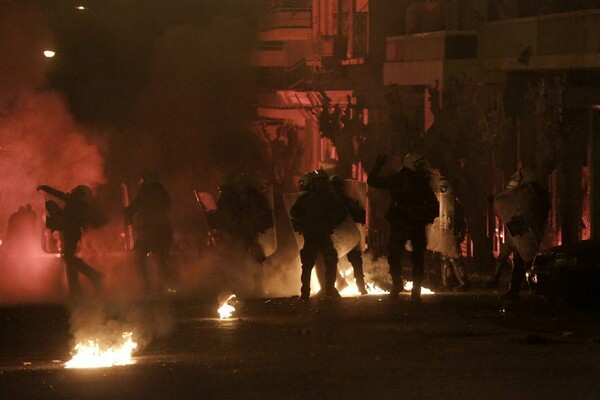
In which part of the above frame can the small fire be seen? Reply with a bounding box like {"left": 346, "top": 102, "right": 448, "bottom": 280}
{"left": 365, "top": 282, "right": 390, "bottom": 295}
{"left": 64, "top": 332, "right": 137, "bottom": 369}
{"left": 404, "top": 281, "right": 435, "bottom": 295}
{"left": 218, "top": 294, "right": 237, "bottom": 319}
{"left": 311, "top": 266, "right": 434, "bottom": 297}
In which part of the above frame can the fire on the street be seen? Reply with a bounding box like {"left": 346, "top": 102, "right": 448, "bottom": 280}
{"left": 218, "top": 294, "right": 237, "bottom": 319}
{"left": 64, "top": 332, "right": 137, "bottom": 369}
{"left": 314, "top": 267, "right": 434, "bottom": 297}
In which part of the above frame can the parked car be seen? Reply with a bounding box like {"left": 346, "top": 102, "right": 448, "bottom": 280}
{"left": 526, "top": 239, "right": 600, "bottom": 308}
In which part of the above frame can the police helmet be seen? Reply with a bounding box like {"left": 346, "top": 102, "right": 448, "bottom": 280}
{"left": 329, "top": 175, "right": 344, "bottom": 191}
{"left": 298, "top": 172, "right": 312, "bottom": 191}
{"left": 507, "top": 167, "right": 537, "bottom": 190}
{"left": 218, "top": 175, "right": 237, "bottom": 193}
{"left": 403, "top": 153, "right": 427, "bottom": 171}
{"left": 140, "top": 170, "right": 159, "bottom": 186}
{"left": 311, "top": 169, "right": 329, "bottom": 183}
{"left": 71, "top": 185, "right": 92, "bottom": 203}
{"left": 235, "top": 173, "right": 253, "bottom": 193}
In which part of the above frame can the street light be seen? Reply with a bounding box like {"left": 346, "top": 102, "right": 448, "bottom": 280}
{"left": 43, "top": 50, "right": 55, "bottom": 58}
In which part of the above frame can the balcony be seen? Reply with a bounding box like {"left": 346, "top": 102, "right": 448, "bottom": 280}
{"left": 258, "top": 8, "right": 312, "bottom": 41}
{"left": 252, "top": 41, "right": 286, "bottom": 67}
{"left": 256, "top": 90, "right": 353, "bottom": 126}
{"left": 253, "top": 40, "right": 310, "bottom": 69}
{"left": 383, "top": 31, "right": 479, "bottom": 86}
{"left": 482, "top": 9, "right": 600, "bottom": 71}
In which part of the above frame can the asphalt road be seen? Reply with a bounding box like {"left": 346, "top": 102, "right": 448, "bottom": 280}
{"left": 1, "top": 291, "right": 600, "bottom": 400}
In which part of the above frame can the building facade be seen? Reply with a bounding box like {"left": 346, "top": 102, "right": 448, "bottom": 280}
{"left": 253, "top": 0, "right": 600, "bottom": 266}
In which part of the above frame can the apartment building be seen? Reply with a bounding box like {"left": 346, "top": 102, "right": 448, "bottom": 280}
{"left": 253, "top": 0, "right": 600, "bottom": 262}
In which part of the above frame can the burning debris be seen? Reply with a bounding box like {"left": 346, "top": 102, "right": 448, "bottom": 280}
{"left": 65, "top": 331, "right": 137, "bottom": 369}
{"left": 63, "top": 300, "right": 163, "bottom": 370}
{"left": 217, "top": 293, "right": 237, "bottom": 319}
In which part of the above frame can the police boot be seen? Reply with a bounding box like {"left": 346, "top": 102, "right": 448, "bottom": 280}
{"left": 325, "top": 284, "right": 341, "bottom": 299}
{"left": 389, "top": 274, "right": 404, "bottom": 300}
{"left": 439, "top": 261, "right": 450, "bottom": 291}
{"left": 487, "top": 257, "right": 508, "bottom": 289}
{"left": 355, "top": 275, "right": 368, "bottom": 295}
{"left": 500, "top": 258, "right": 526, "bottom": 300}
{"left": 450, "top": 259, "right": 469, "bottom": 292}
{"left": 411, "top": 282, "right": 422, "bottom": 302}
{"left": 300, "top": 269, "right": 312, "bottom": 301}
{"left": 500, "top": 272, "right": 524, "bottom": 300}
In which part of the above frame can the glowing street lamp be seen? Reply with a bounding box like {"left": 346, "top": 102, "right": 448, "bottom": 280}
{"left": 43, "top": 50, "right": 56, "bottom": 58}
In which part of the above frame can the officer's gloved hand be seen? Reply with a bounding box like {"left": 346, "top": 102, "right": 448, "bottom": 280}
{"left": 375, "top": 155, "right": 388, "bottom": 167}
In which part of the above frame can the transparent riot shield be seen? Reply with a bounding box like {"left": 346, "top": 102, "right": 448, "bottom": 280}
{"left": 120, "top": 182, "right": 135, "bottom": 251}
{"left": 194, "top": 190, "right": 219, "bottom": 247}
{"left": 344, "top": 179, "right": 367, "bottom": 252}
{"left": 42, "top": 195, "right": 62, "bottom": 254}
{"left": 283, "top": 192, "right": 305, "bottom": 250}
{"left": 438, "top": 189, "right": 460, "bottom": 258}
{"left": 426, "top": 217, "right": 441, "bottom": 253}
{"left": 493, "top": 183, "right": 545, "bottom": 262}
{"left": 257, "top": 185, "right": 277, "bottom": 258}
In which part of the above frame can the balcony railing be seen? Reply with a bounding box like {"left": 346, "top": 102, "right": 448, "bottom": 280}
{"left": 386, "top": 31, "right": 477, "bottom": 62}
{"left": 259, "top": 8, "right": 312, "bottom": 31}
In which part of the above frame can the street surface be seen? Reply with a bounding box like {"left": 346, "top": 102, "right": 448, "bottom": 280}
{"left": 1, "top": 290, "right": 600, "bottom": 400}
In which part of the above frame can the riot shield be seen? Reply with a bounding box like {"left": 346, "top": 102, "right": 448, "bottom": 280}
{"left": 283, "top": 191, "right": 360, "bottom": 257}
{"left": 256, "top": 185, "right": 277, "bottom": 258}
{"left": 344, "top": 179, "right": 367, "bottom": 251}
{"left": 194, "top": 190, "right": 219, "bottom": 247}
{"left": 494, "top": 183, "right": 545, "bottom": 261}
{"left": 283, "top": 192, "right": 305, "bottom": 250}
{"left": 194, "top": 190, "right": 217, "bottom": 212}
{"left": 344, "top": 179, "right": 367, "bottom": 209}
{"left": 426, "top": 218, "right": 441, "bottom": 253}
{"left": 42, "top": 195, "right": 61, "bottom": 254}
{"left": 437, "top": 189, "right": 460, "bottom": 258}
{"left": 120, "top": 182, "right": 135, "bottom": 251}
{"left": 193, "top": 190, "right": 219, "bottom": 230}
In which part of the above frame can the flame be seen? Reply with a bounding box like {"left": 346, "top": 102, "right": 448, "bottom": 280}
{"left": 218, "top": 294, "right": 236, "bottom": 319}
{"left": 403, "top": 281, "right": 435, "bottom": 295}
{"left": 309, "top": 266, "right": 434, "bottom": 297}
{"left": 365, "top": 282, "right": 390, "bottom": 295}
{"left": 64, "top": 332, "right": 137, "bottom": 369}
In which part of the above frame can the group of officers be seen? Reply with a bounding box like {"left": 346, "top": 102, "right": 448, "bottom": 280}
{"left": 32, "top": 151, "right": 550, "bottom": 304}
{"left": 36, "top": 171, "right": 173, "bottom": 301}
{"left": 291, "top": 153, "right": 440, "bottom": 302}
{"left": 289, "top": 152, "right": 549, "bottom": 303}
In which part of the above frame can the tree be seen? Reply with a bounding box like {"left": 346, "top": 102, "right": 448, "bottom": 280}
{"left": 316, "top": 93, "right": 369, "bottom": 179}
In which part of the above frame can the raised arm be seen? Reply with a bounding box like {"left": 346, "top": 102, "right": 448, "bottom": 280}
{"left": 367, "top": 155, "right": 394, "bottom": 189}
{"left": 37, "top": 185, "right": 68, "bottom": 201}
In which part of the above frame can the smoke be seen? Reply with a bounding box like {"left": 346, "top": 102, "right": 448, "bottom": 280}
{"left": 0, "top": 1, "right": 289, "bottom": 307}
{"left": 0, "top": 4, "right": 107, "bottom": 304}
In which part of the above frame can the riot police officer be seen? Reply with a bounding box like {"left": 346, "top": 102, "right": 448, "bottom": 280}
{"left": 125, "top": 171, "right": 174, "bottom": 296}
{"left": 367, "top": 153, "right": 439, "bottom": 301}
{"left": 215, "top": 173, "right": 274, "bottom": 297}
{"left": 290, "top": 170, "right": 348, "bottom": 300}
{"left": 329, "top": 175, "right": 368, "bottom": 295}
{"left": 497, "top": 167, "right": 550, "bottom": 299}
{"left": 37, "top": 184, "right": 104, "bottom": 299}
